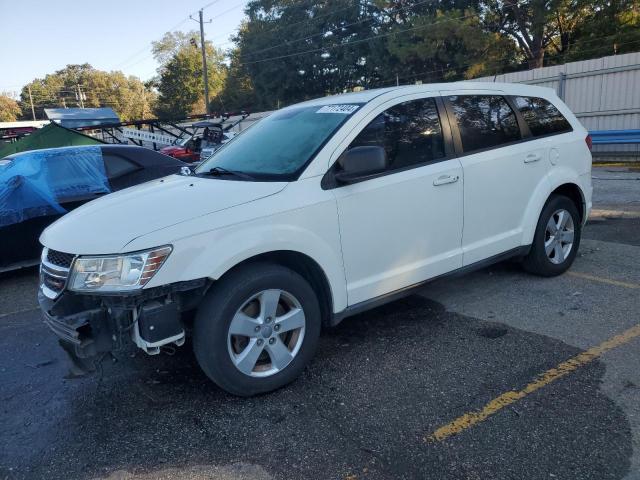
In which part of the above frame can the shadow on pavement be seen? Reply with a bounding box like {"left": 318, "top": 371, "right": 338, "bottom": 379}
{"left": 0, "top": 296, "right": 632, "bottom": 480}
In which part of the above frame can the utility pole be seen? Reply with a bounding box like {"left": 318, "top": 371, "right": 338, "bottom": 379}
{"left": 27, "top": 85, "right": 36, "bottom": 120}
{"left": 191, "top": 10, "right": 212, "bottom": 115}
{"left": 76, "top": 84, "right": 85, "bottom": 108}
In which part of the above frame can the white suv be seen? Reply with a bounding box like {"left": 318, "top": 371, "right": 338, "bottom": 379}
{"left": 39, "top": 83, "right": 592, "bottom": 396}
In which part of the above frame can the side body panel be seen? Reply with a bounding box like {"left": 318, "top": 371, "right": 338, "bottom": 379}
{"left": 457, "top": 139, "right": 551, "bottom": 265}
{"left": 130, "top": 178, "right": 349, "bottom": 312}
{"left": 326, "top": 93, "right": 464, "bottom": 305}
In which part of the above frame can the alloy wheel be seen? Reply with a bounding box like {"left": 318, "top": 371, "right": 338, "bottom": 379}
{"left": 227, "top": 289, "right": 306, "bottom": 377}
{"left": 544, "top": 208, "right": 575, "bottom": 264}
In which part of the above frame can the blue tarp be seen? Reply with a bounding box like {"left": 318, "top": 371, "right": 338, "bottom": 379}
{"left": 0, "top": 146, "right": 111, "bottom": 227}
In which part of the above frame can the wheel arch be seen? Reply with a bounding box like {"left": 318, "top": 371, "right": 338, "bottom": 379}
{"left": 550, "top": 183, "right": 586, "bottom": 224}
{"left": 522, "top": 178, "right": 586, "bottom": 246}
{"left": 214, "top": 250, "right": 335, "bottom": 328}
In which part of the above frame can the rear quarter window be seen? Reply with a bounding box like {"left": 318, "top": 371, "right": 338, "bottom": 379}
{"left": 103, "top": 154, "right": 139, "bottom": 180}
{"left": 512, "top": 96, "right": 573, "bottom": 137}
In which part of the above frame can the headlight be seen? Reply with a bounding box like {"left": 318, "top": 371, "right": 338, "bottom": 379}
{"left": 68, "top": 246, "right": 172, "bottom": 293}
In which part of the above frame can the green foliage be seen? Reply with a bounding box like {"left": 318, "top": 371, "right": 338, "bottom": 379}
{"left": 559, "top": 0, "right": 640, "bottom": 61}
{"left": 152, "top": 31, "right": 227, "bottom": 118}
{"left": 217, "top": 0, "right": 638, "bottom": 111}
{"left": 0, "top": 94, "right": 21, "bottom": 122}
{"left": 18, "top": 64, "right": 155, "bottom": 121}
{"left": 387, "top": 9, "right": 517, "bottom": 82}
{"left": 222, "top": 0, "right": 391, "bottom": 110}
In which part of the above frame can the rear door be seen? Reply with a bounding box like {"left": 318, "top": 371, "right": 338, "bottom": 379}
{"left": 442, "top": 92, "right": 550, "bottom": 265}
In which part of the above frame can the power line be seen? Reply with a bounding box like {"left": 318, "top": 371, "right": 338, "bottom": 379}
{"left": 211, "top": 0, "right": 364, "bottom": 48}
{"left": 366, "top": 37, "right": 640, "bottom": 88}
{"left": 236, "top": 9, "right": 640, "bottom": 68}
{"left": 239, "top": 0, "right": 434, "bottom": 60}
{"left": 237, "top": 11, "right": 481, "bottom": 66}
{"left": 110, "top": 0, "right": 236, "bottom": 72}
{"left": 238, "top": 0, "right": 363, "bottom": 43}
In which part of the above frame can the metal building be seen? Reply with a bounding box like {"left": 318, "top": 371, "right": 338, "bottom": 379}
{"left": 474, "top": 52, "right": 640, "bottom": 160}
{"left": 44, "top": 108, "right": 120, "bottom": 129}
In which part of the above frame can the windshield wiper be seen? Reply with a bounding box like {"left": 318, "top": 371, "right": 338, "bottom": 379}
{"left": 200, "top": 166, "right": 255, "bottom": 180}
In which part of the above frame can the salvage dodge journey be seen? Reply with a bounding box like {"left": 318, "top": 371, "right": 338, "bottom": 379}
{"left": 39, "top": 83, "right": 592, "bottom": 396}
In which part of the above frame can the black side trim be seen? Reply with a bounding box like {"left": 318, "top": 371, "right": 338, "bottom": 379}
{"left": 330, "top": 245, "right": 531, "bottom": 326}
{"left": 505, "top": 95, "right": 533, "bottom": 139}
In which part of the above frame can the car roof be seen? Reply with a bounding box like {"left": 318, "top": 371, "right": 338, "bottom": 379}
{"left": 293, "top": 82, "right": 556, "bottom": 108}
{"left": 5, "top": 144, "right": 186, "bottom": 167}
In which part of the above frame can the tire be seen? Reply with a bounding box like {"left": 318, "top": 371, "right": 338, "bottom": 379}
{"left": 522, "top": 194, "right": 582, "bottom": 277}
{"left": 193, "top": 262, "right": 321, "bottom": 396}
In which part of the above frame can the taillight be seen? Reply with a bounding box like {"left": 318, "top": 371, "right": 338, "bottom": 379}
{"left": 585, "top": 134, "right": 593, "bottom": 151}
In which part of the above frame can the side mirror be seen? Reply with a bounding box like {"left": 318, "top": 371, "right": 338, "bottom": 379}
{"left": 334, "top": 146, "right": 388, "bottom": 184}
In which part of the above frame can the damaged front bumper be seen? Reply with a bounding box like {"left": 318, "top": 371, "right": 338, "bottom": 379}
{"left": 38, "top": 279, "right": 208, "bottom": 372}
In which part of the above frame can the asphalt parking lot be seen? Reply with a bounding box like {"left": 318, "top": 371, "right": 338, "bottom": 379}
{"left": 1, "top": 165, "right": 639, "bottom": 480}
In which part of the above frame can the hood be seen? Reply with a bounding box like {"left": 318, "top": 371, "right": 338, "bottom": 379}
{"left": 40, "top": 174, "right": 286, "bottom": 254}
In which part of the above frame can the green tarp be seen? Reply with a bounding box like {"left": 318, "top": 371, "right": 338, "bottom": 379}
{"left": 0, "top": 122, "right": 103, "bottom": 159}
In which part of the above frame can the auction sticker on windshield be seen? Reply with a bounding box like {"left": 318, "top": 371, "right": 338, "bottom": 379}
{"left": 316, "top": 104, "right": 360, "bottom": 114}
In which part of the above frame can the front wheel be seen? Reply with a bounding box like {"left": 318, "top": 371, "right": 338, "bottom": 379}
{"left": 522, "top": 194, "right": 582, "bottom": 277}
{"left": 193, "top": 263, "right": 321, "bottom": 396}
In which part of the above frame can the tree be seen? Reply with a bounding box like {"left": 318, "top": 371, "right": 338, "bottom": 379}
{"left": 222, "top": 0, "right": 639, "bottom": 110}
{"left": 219, "top": 47, "right": 259, "bottom": 111}
{"left": 18, "top": 64, "right": 156, "bottom": 121}
{"left": 0, "top": 94, "right": 21, "bottom": 122}
{"left": 152, "top": 31, "right": 227, "bottom": 118}
{"left": 483, "top": 0, "right": 572, "bottom": 68}
{"left": 225, "top": 0, "right": 390, "bottom": 110}
{"left": 386, "top": 8, "right": 517, "bottom": 83}
{"left": 559, "top": 0, "right": 640, "bottom": 61}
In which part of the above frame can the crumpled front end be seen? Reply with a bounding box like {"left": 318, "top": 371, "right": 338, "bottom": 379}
{"left": 39, "top": 247, "right": 207, "bottom": 375}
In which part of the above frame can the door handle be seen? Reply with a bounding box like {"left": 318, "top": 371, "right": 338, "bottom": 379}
{"left": 524, "top": 153, "right": 542, "bottom": 163}
{"left": 433, "top": 174, "right": 459, "bottom": 186}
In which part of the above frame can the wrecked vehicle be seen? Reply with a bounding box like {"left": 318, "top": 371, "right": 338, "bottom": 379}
{"left": 39, "top": 83, "right": 591, "bottom": 396}
{"left": 160, "top": 116, "right": 245, "bottom": 162}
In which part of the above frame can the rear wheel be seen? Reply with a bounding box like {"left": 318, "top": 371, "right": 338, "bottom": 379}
{"left": 193, "top": 263, "right": 321, "bottom": 396}
{"left": 522, "top": 194, "right": 581, "bottom": 276}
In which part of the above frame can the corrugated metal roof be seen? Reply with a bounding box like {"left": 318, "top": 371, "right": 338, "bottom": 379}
{"left": 44, "top": 108, "right": 120, "bottom": 128}
{"left": 44, "top": 107, "right": 119, "bottom": 120}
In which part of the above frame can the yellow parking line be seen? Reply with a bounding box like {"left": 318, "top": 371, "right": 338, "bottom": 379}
{"left": 567, "top": 271, "right": 640, "bottom": 289}
{"left": 425, "top": 323, "right": 640, "bottom": 443}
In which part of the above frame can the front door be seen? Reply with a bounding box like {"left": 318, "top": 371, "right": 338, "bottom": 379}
{"left": 329, "top": 96, "right": 464, "bottom": 306}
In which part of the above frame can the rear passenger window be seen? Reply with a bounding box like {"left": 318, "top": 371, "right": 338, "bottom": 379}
{"left": 447, "top": 95, "right": 521, "bottom": 152}
{"left": 513, "top": 96, "right": 573, "bottom": 137}
{"left": 347, "top": 97, "right": 446, "bottom": 172}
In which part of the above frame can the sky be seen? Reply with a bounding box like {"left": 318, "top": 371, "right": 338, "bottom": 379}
{"left": 0, "top": 0, "right": 248, "bottom": 97}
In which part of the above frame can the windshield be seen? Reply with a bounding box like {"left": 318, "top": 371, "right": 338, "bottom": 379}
{"left": 195, "top": 104, "right": 362, "bottom": 180}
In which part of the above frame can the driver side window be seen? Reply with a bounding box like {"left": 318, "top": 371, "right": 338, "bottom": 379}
{"left": 345, "top": 97, "right": 446, "bottom": 172}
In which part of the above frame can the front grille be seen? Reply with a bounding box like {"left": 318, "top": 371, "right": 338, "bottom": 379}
{"left": 46, "top": 249, "right": 75, "bottom": 268}
{"left": 41, "top": 248, "right": 74, "bottom": 298}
